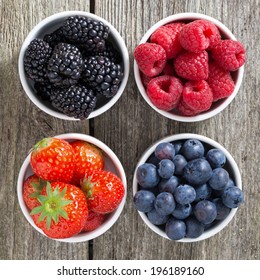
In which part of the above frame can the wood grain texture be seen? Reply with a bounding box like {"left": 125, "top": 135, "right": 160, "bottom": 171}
{"left": 92, "top": 0, "right": 260, "bottom": 260}
{"left": 0, "top": 0, "right": 91, "bottom": 260}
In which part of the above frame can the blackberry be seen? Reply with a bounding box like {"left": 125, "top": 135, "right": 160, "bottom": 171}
{"left": 24, "top": 39, "right": 52, "bottom": 82}
{"left": 47, "top": 43, "right": 84, "bottom": 87}
{"left": 50, "top": 85, "right": 97, "bottom": 119}
{"left": 43, "top": 27, "right": 67, "bottom": 48}
{"left": 83, "top": 56, "right": 123, "bottom": 98}
{"left": 62, "top": 16, "right": 109, "bottom": 51}
{"left": 34, "top": 82, "right": 55, "bottom": 101}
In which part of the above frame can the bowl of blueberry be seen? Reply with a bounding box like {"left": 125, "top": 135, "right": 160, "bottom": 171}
{"left": 133, "top": 133, "right": 244, "bottom": 242}
{"left": 134, "top": 13, "right": 246, "bottom": 122}
{"left": 18, "top": 11, "right": 129, "bottom": 120}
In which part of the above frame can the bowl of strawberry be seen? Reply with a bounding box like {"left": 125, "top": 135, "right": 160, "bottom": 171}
{"left": 132, "top": 133, "right": 244, "bottom": 242}
{"left": 17, "top": 133, "right": 127, "bottom": 242}
{"left": 18, "top": 11, "right": 129, "bottom": 120}
{"left": 134, "top": 13, "right": 246, "bottom": 122}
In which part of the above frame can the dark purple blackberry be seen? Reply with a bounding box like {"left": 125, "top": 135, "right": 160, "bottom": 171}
{"left": 47, "top": 43, "right": 84, "bottom": 87}
{"left": 62, "top": 16, "right": 109, "bottom": 51}
{"left": 34, "top": 82, "right": 55, "bottom": 101}
{"left": 82, "top": 56, "right": 123, "bottom": 98}
{"left": 50, "top": 85, "right": 97, "bottom": 119}
{"left": 43, "top": 27, "right": 67, "bottom": 48}
{"left": 24, "top": 39, "right": 52, "bottom": 82}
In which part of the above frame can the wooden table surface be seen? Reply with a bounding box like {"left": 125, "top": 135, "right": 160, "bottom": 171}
{"left": 0, "top": 0, "right": 259, "bottom": 260}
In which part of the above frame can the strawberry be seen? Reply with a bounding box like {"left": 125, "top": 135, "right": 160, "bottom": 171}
{"left": 23, "top": 174, "right": 46, "bottom": 210}
{"left": 30, "top": 137, "right": 75, "bottom": 183}
{"left": 70, "top": 140, "right": 104, "bottom": 186}
{"left": 31, "top": 182, "right": 88, "bottom": 239}
{"left": 82, "top": 210, "right": 106, "bottom": 232}
{"left": 81, "top": 170, "right": 125, "bottom": 214}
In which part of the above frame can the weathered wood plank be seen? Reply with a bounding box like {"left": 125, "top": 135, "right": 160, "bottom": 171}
{"left": 92, "top": 0, "right": 260, "bottom": 260}
{"left": 0, "top": 0, "right": 91, "bottom": 260}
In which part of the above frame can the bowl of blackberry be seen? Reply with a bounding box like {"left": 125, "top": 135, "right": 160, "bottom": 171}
{"left": 18, "top": 11, "right": 129, "bottom": 120}
{"left": 134, "top": 13, "right": 246, "bottom": 122}
{"left": 133, "top": 134, "right": 244, "bottom": 242}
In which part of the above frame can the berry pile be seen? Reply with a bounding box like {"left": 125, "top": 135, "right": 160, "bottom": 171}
{"left": 23, "top": 137, "right": 125, "bottom": 239}
{"left": 134, "top": 139, "right": 244, "bottom": 240}
{"left": 134, "top": 19, "right": 246, "bottom": 116}
{"left": 24, "top": 16, "right": 123, "bottom": 119}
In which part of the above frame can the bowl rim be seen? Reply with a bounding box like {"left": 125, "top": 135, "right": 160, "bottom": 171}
{"left": 17, "top": 133, "right": 127, "bottom": 243}
{"left": 132, "top": 133, "right": 242, "bottom": 242}
{"left": 18, "top": 10, "right": 130, "bottom": 121}
{"left": 133, "top": 12, "right": 244, "bottom": 122}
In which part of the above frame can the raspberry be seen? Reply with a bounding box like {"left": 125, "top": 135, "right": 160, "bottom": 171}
{"left": 134, "top": 43, "right": 166, "bottom": 77}
{"left": 177, "top": 99, "right": 201, "bottom": 116}
{"left": 182, "top": 80, "right": 213, "bottom": 111}
{"left": 179, "top": 20, "right": 221, "bottom": 53}
{"left": 150, "top": 23, "right": 184, "bottom": 59}
{"left": 147, "top": 75, "right": 183, "bottom": 111}
{"left": 174, "top": 51, "right": 208, "bottom": 81}
{"left": 207, "top": 62, "right": 235, "bottom": 101}
{"left": 212, "top": 39, "right": 246, "bottom": 71}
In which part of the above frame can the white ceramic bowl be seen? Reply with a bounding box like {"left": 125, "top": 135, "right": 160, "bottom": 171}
{"left": 132, "top": 133, "right": 242, "bottom": 242}
{"left": 18, "top": 11, "right": 129, "bottom": 120}
{"left": 134, "top": 13, "right": 244, "bottom": 122}
{"left": 17, "top": 133, "right": 127, "bottom": 243}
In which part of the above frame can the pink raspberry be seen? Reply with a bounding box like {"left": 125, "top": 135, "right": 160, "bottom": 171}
{"left": 174, "top": 51, "right": 209, "bottom": 81}
{"left": 182, "top": 80, "right": 213, "bottom": 111}
{"left": 147, "top": 75, "right": 183, "bottom": 111}
{"left": 207, "top": 62, "right": 235, "bottom": 101}
{"left": 212, "top": 39, "right": 246, "bottom": 71}
{"left": 179, "top": 19, "right": 221, "bottom": 53}
{"left": 141, "top": 73, "right": 153, "bottom": 88}
{"left": 150, "top": 23, "right": 185, "bottom": 59}
{"left": 177, "top": 99, "right": 201, "bottom": 116}
{"left": 134, "top": 43, "right": 166, "bottom": 77}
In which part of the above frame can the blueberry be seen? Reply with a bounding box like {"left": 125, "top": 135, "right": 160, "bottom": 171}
{"left": 222, "top": 186, "right": 244, "bottom": 208}
{"left": 173, "top": 154, "right": 187, "bottom": 175}
{"left": 155, "top": 192, "right": 176, "bottom": 215}
{"left": 154, "top": 142, "right": 175, "bottom": 160}
{"left": 136, "top": 163, "right": 160, "bottom": 188}
{"left": 158, "top": 176, "right": 180, "bottom": 194}
{"left": 174, "top": 184, "right": 196, "bottom": 205}
{"left": 206, "top": 149, "right": 226, "bottom": 168}
{"left": 165, "top": 218, "right": 186, "bottom": 240}
{"left": 185, "top": 217, "right": 205, "bottom": 238}
{"left": 173, "top": 141, "right": 183, "bottom": 154}
{"left": 180, "top": 139, "right": 204, "bottom": 160}
{"left": 146, "top": 152, "right": 160, "bottom": 168}
{"left": 212, "top": 198, "right": 231, "bottom": 220}
{"left": 225, "top": 178, "right": 235, "bottom": 189}
{"left": 183, "top": 158, "right": 213, "bottom": 185}
{"left": 158, "top": 159, "right": 175, "bottom": 179}
{"left": 208, "top": 168, "right": 229, "bottom": 190}
{"left": 172, "top": 203, "right": 192, "bottom": 219}
{"left": 195, "top": 183, "right": 212, "bottom": 202}
{"left": 194, "top": 200, "right": 217, "bottom": 224}
{"left": 147, "top": 208, "right": 169, "bottom": 225}
{"left": 133, "top": 190, "right": 155, "bottom": 213}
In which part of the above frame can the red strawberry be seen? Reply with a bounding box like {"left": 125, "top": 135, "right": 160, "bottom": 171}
{"left": 30, "top": 137, "right": 75, "bottom": 182}
{"left": 23, "top": 174, "right": 46, "bottom": 210}
{"left": 174, "top": 51, "right": 209, "bottom": 81}
{"left": 147, "top": 75, "right": 183, "bottom": 111}
{"left": 134, "top": 43, "right": 166, "bottom": 77}
{"left": 82, "top": 210, "right": 106, "bottom": 232}
{"left": 70, "top": 141, "right": 105, "bottom": 186}
{"left": 31, "top": 182, "right": 88, "bottom": 239}
{"left": 81, "top": 170, "right": 125, "bottom": 214}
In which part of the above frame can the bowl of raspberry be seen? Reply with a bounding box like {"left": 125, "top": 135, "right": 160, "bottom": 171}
{"left": 134, "top": 13, "right": 246, "bottom": 122}
{"left": 133, "top": 133, "right": 244, "bottom": 242}
{"left": 18, "top": 11, "right": 129, "bottom": 120}
{"left": 17, "top": 133, "right": 127, "bottom": 242}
